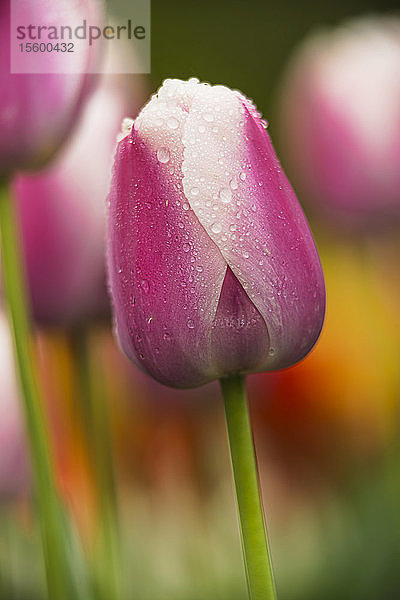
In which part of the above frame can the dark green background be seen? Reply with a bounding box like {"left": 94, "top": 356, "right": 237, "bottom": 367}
{"left": 149, "top": 0, "right": 399, "bottom": 122}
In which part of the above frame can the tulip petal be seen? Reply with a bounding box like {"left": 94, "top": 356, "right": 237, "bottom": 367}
{"left": 181, "top": 85, "right": 325, "bottom": 369}
{"left": 211, "top": 267, "right": 270, "bottom": 375}
{"left": 108, "top": 107, "right": 228, "bottom": 388}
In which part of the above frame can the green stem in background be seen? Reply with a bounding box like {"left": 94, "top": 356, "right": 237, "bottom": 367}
{"left": 220, "top": 374, "right": 277, "bottom": 600}
{"left": 0, "top": 178, "right": 74, "bottom": 600}
{"left": 70, "top": 327, "right": 122, "bottom": 600}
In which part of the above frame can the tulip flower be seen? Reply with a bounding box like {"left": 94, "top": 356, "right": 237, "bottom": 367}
{"left": 0, "top": 312, "right": 28, "bottom": 500}
{"left": 277, "top": 16, "right": 400, "bottom": 226}
{"left": 108, "top": 77, "right": 325, "bottom": 600}
{"left": 13, "top": 78, "right": 129, "bottom": 325}
{"left": 108, "top": 78, "right": 325, "bottom": 388}
{"left": 0, "top": 0, "right": 102, "bottom": 176}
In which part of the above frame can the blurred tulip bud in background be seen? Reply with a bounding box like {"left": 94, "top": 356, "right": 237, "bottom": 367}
{"left": 0, "top": 0, "right": 102, "bottom": 176}
{"left": 0, "top": 312, "right": 28, "bottom": 500}
{"left": 277, "top": 16, "right": 400, "bottom": 227}
{"left": 108, "top": 78, "right": 325, "bottom": 388}
{"left": 12, "top": 64, "right": 147, "bottom": 325}
{"left": 12, "top": 76, "right": 129, "bottom": 325}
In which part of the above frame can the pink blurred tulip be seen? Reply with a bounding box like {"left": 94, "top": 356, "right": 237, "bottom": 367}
{"left": 0, "top": 312, "right": 28, "bottom": 500}
{"left": 278, "top": 16, "right": 400, "bottom": 226}
{"left": 108, "top": 78, "right": 325, "bottom": 388}
{"left": 0, "top": 0, "right": 102, "bottom": 175}
{"left": 13, "top": 75, "right": 132, "bottom": 325}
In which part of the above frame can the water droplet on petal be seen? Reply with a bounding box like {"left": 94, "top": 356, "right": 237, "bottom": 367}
{"left": 240, "top": 172, "right": 247, "bottom": 181}
{"left": 211, "top": 222, "right": 222, "bottom": 234}
{"left": 140, "top": 279, "right": 150, "bottom": 294}
{"left": 183, "top": 243, "right": 190, "bottom": 252}
{"left": 167, "top": 116, "right": 179, "bottom": 129}
{"left": 230, "top": 179, "right": 238, "bottom": 190}
{"left": 219, "top": 187, "right": 232, "bottom": 204}
{"left": 187, "top": 319, "right": 195, "bottom": 329}
{"left": 157, "top": 147, "right": 170, "bottom": 164}
{"left": 202, "top": 112, "right": 214, "bottom": 122}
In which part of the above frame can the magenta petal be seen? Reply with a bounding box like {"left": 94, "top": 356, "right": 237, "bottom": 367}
{"left": 211, "top": 267, "right": 270, "bottom": 376}
{"left": 108, "top": 128, "right": 227, "bottom": 388}
{"left": 227, "top": 108, "right": 325, "bottom": 369}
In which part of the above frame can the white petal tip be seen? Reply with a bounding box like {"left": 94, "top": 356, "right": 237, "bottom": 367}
{"left": 116, "top": 118, "right": 134, "bottom": 143}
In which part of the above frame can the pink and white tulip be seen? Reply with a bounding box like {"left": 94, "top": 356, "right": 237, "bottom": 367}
{"left": 13, "top": 77, "right": 129, "bottom": 325}
{"left": 108, "top": 78, "right": 325, "bottom": 388}
{"left": 278, "top": 16, "right": 400, "bottom": 225}
{"left": 0, "top": 0, "right": 102, "bottom": 175}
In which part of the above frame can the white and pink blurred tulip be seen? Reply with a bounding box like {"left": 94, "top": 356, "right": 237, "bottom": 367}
{"left": 108, "top": 78, "right": 325, "bottom": 388}
{"left": 278, "top": 16, "right": 400, "bottom": 227}
{"left": 13, "top": 82, "right": 119, "bottom": 324}
{"left": 12, "top": 69, "right": 146, "bottom": 325}
{"left": 0, "top": 0, "right": 103, "bottom": 176}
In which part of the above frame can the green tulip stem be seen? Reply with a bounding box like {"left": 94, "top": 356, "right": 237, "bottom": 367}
{"left": 220, "top": 374, "right": 277, "bottom": 600}
{"left": 0, "top": 178, "right": 73, "bottom": 600}
{"left": 70, "top": 327, "right": 121, "bottom": 600}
